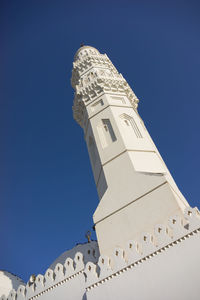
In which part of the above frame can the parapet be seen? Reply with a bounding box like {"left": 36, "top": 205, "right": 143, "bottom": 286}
{"left": 1, "top": 206, "right": 200, "bottom": 300}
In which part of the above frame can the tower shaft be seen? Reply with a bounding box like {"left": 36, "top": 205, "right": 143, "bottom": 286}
{"left": 72, "top": 46, "right": 189, "bottom": 257}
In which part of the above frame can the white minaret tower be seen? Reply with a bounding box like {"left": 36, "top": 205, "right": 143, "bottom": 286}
{"left": 71, "top": 46, "right": 189, "bottom": 258}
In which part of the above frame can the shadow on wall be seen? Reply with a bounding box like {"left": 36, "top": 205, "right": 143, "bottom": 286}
{"left": 88, "top": 134, "right": 108, "bottom": 200}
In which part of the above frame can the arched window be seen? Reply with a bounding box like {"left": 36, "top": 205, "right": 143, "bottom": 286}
{"left": 120, "top": 113, "right": 142, "bottom": 138}
{"left": 97, "top": 119, "right": 117, "bottom": 148}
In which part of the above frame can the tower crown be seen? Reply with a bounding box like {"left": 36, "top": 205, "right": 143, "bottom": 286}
{"left": 71, "top": 46, "right": 139, "bottom": 127}
{"left": 74, "top": 45, "right": 100, "bottom": 61}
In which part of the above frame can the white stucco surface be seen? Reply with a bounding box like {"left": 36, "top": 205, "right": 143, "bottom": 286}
{"left": 0, "top": 271, "right": 25, "bottom": 298}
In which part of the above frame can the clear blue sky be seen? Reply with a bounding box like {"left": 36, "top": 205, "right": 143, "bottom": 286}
{"left": 0, "top": 0, "right": 200, "bottom": 282}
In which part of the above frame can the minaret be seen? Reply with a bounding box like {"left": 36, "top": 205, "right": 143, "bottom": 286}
{"left": 71, "top": 46, "right": 189, "bottom": 258}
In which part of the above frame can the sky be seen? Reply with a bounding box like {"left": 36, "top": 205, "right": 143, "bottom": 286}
{"left": 0, "top": 0, "right": 200, "bottom": 282}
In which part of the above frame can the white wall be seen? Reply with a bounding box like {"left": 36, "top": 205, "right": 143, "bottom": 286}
{"left": 86, "top": 219, "right": 200, "bottom": 300}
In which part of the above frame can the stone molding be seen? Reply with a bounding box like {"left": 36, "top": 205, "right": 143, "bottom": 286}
{"left": 2, "top": 207, "right": 200, "bottom": 300}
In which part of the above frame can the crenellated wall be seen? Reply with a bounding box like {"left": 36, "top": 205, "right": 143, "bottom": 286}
{"left": 2, "top": 207, "right": 200, "bottom": 300}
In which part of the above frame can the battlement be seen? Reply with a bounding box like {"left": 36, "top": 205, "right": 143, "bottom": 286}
{"left": 2, "top": 207, "right": 200, "bottom": 300}
{"left": 85, "top": 207, "right": 200, "bottom": 290}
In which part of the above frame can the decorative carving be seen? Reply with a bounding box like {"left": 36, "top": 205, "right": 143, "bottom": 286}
{"left": 71, "top": 46, "right": 139, "bottom": 127}
{"left": 112, "top": 248, "right": 126, "bottom": 272}
{"left": 16, "top": 285, "right": 26, "bottom": 300}
{"left": 98, "top": 255, "right": 112, "bottom": 279}
{"left": 154, "top": 224, "right": 172, "bottom": 246}
{"left": 7, "top": 290, "right": 16, "bottom": 300}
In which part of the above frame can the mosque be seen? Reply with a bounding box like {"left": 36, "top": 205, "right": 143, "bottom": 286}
{"left": 1, "top": 46, "right": 200, "bottom": 300}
